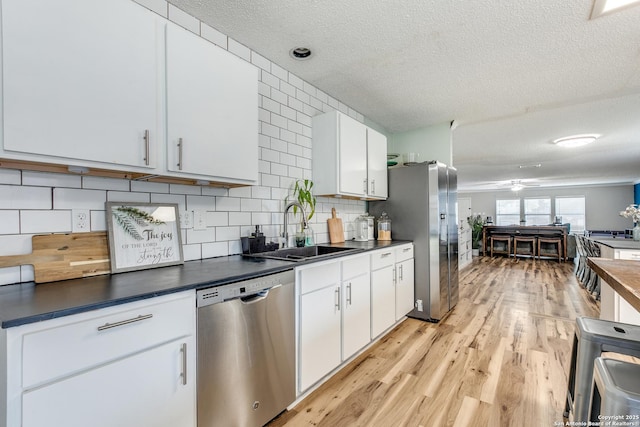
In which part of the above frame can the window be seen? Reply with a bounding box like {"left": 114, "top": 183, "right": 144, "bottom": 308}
{"left": 524, "top": 198, "right": 551, "bottom": 226}
{"left": 496, "top": 199, "right": 520, "bottom": 225}
{"left": 555, "top": 196, "right": 586, "bottom": 233}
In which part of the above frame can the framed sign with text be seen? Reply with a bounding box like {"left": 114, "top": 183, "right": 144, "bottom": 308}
{"left": 106, "top": 202, "right": 184, "bottom": 273}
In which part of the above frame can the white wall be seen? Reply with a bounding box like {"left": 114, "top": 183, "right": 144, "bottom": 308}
{"left": 0, "top": 0, "right": 371, "bottom": 285}
{"left": 388, "top": 122, "right": 452, "bottom": 165}
{"left": 459, "top": 184, "right": 635, "bottom": 231}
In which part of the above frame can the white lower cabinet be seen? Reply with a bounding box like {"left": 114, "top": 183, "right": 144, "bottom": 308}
{"left": 395, "top": 244, "right": 415, "bottom": 320}
{"left": 2, "top": 291, "right": 196, "bottom": 427}
{"left": 297, "top": 253, "right": 371, "bottom": 393}
{"left": 370, "top": 248, "right": 396, "bottom": 339}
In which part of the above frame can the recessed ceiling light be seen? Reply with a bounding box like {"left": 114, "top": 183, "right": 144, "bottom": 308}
{"left": 552, "top": 134, "right": 599, "bottom": 148}
{"left": 289, "top": 47, "right": 312, "bottom": 60}
{"left": 591, "top": 0, "right": 640, "bottom": 19}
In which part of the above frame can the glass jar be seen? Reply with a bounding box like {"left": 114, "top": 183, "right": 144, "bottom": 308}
{"left": 377, "top": 212, "right": 392, "bottom": 241}
{"left": 304, "top": 225, "right": 315, "bottom": 246}
{"left": 354, "top": 215, "right": 369, "bottom": 241}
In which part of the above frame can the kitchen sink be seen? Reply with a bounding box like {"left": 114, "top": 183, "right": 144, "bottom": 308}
{"left": 244, "top": 245, "right": 362, "bottom": 262}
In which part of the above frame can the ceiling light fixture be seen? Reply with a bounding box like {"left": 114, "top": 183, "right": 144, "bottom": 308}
{"left": 518, "top": 163, "right": 542, "bottom": 169}
{"left": 289, "top": 47, "right": 312, "bottom": 60}
{"left": 590, "top": 0, "right": 640, "bottom": 18}
{"left": 511, "top": 181, "right": 525, "bottom": 192}
{"left": 552, "top": 134, "right": 599, "bottom": 148}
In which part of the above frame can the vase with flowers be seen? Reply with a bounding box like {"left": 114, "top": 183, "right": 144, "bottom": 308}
{"left": 467, "top": 213, "right": 486, "bottom": 254}
{"left": 619, "top": 204, "right": 640, "bottom": 241}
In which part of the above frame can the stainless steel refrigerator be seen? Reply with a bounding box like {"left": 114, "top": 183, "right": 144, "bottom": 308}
{"left": 369, "top": 161, "right": 458, "bottom": 322}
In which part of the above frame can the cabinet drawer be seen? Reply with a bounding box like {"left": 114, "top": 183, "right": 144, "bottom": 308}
{"left": 616, "top": 250, "right": 640, "bottom": 260}
{"left": 395, "top": 244, "right": 414, "bottom": 263}
{"left": 342, "top": 253, "right": 370, "bottom": 280}
{"left": 21, "top": 291, "right": 195, "bottom": 389}
{"left": 298, "top": 260, "right": 340, "bottom": 295}
{"left": 371, "top": 248, "right": 395, "bottom": 270}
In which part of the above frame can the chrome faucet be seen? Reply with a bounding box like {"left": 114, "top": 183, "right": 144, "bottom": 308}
{"left": 282, "top": 201, "right": 307, "bottom": 248}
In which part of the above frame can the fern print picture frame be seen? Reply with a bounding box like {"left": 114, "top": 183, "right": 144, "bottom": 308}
{"left": 106, "top": 202, "right": 184, "bottom": 273}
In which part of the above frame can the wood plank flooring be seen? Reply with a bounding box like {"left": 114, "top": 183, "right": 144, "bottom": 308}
{"left": 269, "top": 256, "right": 600, "bottom": 427}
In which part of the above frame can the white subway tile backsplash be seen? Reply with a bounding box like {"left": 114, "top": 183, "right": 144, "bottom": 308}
{"left": 316, "top": 89, "right": 328, "bottom": 103}
{"left": 270, "top": 113, "right": 288, "bottom": 130}
{"left": 206, "top": 211, "right": 229, "bottom": 226}
{"left": 270, "top": 163, "right": 287, "bottom": 178}
{"left": 186, "top": 195, "right": 216, "bottom": 210}
{"left": 133, "top": 0, "right": 167, "bottom": 17}
{"left": 258, "top": 160, "right": 271, "bottom": 174}
{"left": 169, "top": 184, "right": 201, "bottom": 195}
{"left": 261, "top": 70, "right": 280, "bottom": 89}
{"left": 228, "top": 212, "right": 250, "bottom": 226}
{"left": 229, "top": 186, "right": 252, "bottom": 198}
{"left": 261, "top": 123, "right": 280, "bottom": 139}
{"left": 0, "top": 211, "right": 19, "bottom": 234}
{"left": 297, "top": 157, "right": 312, "bottom": 170}
{"left": 0, "top": 169, "right": 21, "bottom": 185}
{"left": 280, "top": 130, "right": 296, "bottom": 144}
{"left": 201, "top": 187, "right": 228, "bottom": 197}
{"left": 150, "top": 193, "right": 186, "bottom": 210}
{"left": 303, "top": 81, "right": 317, "bottom": 97}
{"left": 182, "top": 243, "right": 202, "bottom": 261}
{"left": 271, "top": 63, "right": 288, "bottom": 81}
{"left": 187, "top": 228, "right": 216, "bottom": 244}
{"left": 228, "top": 38, "right": 251, "bottom": 61}
{"left": 259, "top": 107, "right": 271, "bottom": 123}
{"left": 261, "top": 148, "right": 280, "bottom": 163}
{"left": 251, "top": 51, "right": 271, "bottom": 71}
{"left": 21, "top": 210, "right": 71, "bottom": 234}
{"left": 281, "top": 105, "right": 296, "bottom": 121}
{"left": 289, "top": 73, "right": 304, "bottom": 90}
{"left": 270, "top": 138, "right": 287, "bottom": 153}
{"left": 260, "top": 173, "right": 280, "bottom": 188}
{"left": 280, "top": 153, "right": 296, "bottom": 167}
{"left": 288, "top": 97, "right": 304, "bottom": 113}
{"left": 202, "top": 241, "right": 228, "bottom": 258}
{"left": 53, "top": 188, "right": 105, "bottom": 210}
{"left": 261, "top": 199, "right": 280, "bottom": 212}
{"left": 0, "top": 266, "right": 21, "bottom": 286}
{"left": 0, "top": 185, "right": 51, "bottom": 210}
{"left": 240, "top": 198, "right": 262, "bottom": 212}
{"left": 23, "top": 171, "right": 81, "bottom": 188}
{"left": 251, "top": 186, "right": 271, "bottom": 199}
{"left": 288, "top": 166, "right": 303, "bottom": 179}
{"left": 107, "top": 191, "right": 150, "bottom": 203}
{"left": 270, "top": 88, "right": 288, "bottom": 105}
{"left": 262, "top": 97, "right": 280, "bottom": 114}
{"left": 288, "top": 120, "right": 304, "bottom": 135}
{"left": 297, "top": 112, "right": 312, "bottom": 127}
{"left": 258, "top": 81, "right": 271, "bottom": 97}
{"left": 201, "top": 23, "right": 227, "bottom": 48}
{"left": 215, "top": 197, "right": 241, "bottom": 211}
{"left": 83, "top": 176, "right": 130, "bottom": 191}
{"left": 130, "top": 180, "right": 169, "bottom": 193}
{"left": 252, "top": 212, "right": 271, "bottom": 226}
{"left": 0, "top": 234, "right": 32, "bottom": 256}
{"left": 328, "top": 96, "right": 340, "bottom": 109}
{"left": 296, "top": 89, "right": 310, "bottom": 104}
{"left": 168, "top": 4, "right": 200, "bottom": 34}
{"left": 228, "top": 240, "right": 242, "bottom": 255}
{"left": 216, "top": 226, "right": 240, "bottom": 241}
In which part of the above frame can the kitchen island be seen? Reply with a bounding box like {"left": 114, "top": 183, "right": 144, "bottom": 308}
{"left": 589, "top": 257, "right": 640, "bottom": 325}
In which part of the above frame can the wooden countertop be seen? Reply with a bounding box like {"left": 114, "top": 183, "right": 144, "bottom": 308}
{"left": 588, "top": 257, "right": 640, "bottom": 312}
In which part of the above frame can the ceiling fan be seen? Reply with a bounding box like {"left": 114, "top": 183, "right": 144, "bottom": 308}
{"left": 503, "top": 179, "right": 540, "bottom": 192}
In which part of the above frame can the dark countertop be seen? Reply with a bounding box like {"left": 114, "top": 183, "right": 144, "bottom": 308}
{"left": 0, "top": 239, "right": 409, "bottom": 328}
{"left": 588, "top": 258, "right": 640, "bottom": 312}
{"left": 591, "top": 238, "right": 640, "bottom": 250}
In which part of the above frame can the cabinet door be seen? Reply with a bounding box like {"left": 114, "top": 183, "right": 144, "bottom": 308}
{"left": 366, "top": 128, "right": 388, "bottom": 199}
{"left": 299, "top": 286, "right": 342, "bottom": 392}
{"left": 396, "top": 258, "right": 415, "bottom": 320}
{"left": 371, "top": 265, "right": 396, "bottom": 338}
{"left": 343, "top": 273, "right": 371, "bottom": 360}
{"left": 338, "top": 115, "right": 367, "bottom": 196}
{"left": 166, "top": 24, "right": 258, "bottom": 184}
{"left": 22, "top": 337, "right": 195, "bottom": 427}
{"left": 1, "top": 0, "right": 161, "bottom": 169}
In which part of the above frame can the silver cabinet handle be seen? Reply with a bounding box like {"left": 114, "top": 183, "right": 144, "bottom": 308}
{"left": 399, "top": 264, "right": 404, "bottom": 281}
{"left": 393, "top": 266, "right": 397, "bottom": 284}
{"left": 335, "top": 286, "right": 341, "bottom": 311}
{"left": 371, "top": 179, "right": 375, "bottom": 194}
{"left": 97, "top": 314, "right": 153, "bottom": 331}
{"left": 381, "top": 252, "right": 392, "bottom": 258}
{"left": 177, "top": 138, "right": 183, "bottom": 170}
{"left": 403, "top": 247, "right": 411, "bottom": 252}
{"left": 180, "top": 343, "right": 188, "bottom": 386}
{"left": 143, "top": 130, "right": 150, "bottom": 166}
{"left": 363, "top": 179, "right": 367, "bottom": 193}
{"left": 347, "top": 282, "right": 352, "bottom": 305}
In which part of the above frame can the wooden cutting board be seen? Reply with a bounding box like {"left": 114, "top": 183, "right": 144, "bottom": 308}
{"left": 327, "top": 208, "right": 344, "bottom": 243}
{"left": 0, "top": 232, "right": 110, "bottom": 283}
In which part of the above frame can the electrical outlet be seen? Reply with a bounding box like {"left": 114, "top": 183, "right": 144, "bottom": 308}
{"left": 72, "top": 209, "right": 90, "bottom": 232}
{"left": 193, "top": 210, "right": 207, "bottom": 231}
{"left": 179, "top": 211, "right": 192, "bottom": 229}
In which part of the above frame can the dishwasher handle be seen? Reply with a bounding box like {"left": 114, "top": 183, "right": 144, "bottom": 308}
{"left": 240, "top": 284, "right": 282, "bottom": 304}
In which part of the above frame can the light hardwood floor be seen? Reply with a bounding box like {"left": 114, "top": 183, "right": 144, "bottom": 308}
{"left": 270, "top": 256, "right": 600, "bottom": 427}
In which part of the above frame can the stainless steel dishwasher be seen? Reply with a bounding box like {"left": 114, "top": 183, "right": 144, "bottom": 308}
{"left": 196, "top": 270, "right": 295, "bottom": 427}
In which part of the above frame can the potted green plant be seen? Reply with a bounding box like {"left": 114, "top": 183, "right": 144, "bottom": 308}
{"left": 286, "top": 179, "right": 317, "bottom": 246}
{"left": 467, "top": 213, "right": 486, "bottom": 255}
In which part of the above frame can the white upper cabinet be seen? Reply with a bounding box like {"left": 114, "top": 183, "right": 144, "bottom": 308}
{"left": 312, "top": 111, "right": 388, "bottom": 200}
{"left": 1, "top": 0, "right": 163, "bottom": 170}
{"left": 366, "top": 128, "right": 388, "bottom": 199}
{"left": 165, "top": 23, "right": 258, "bottom": 184}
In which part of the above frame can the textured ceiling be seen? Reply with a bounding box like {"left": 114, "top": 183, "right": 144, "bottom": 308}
{"left": 167, "top": 0, "right": 640, "bottom": 191}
